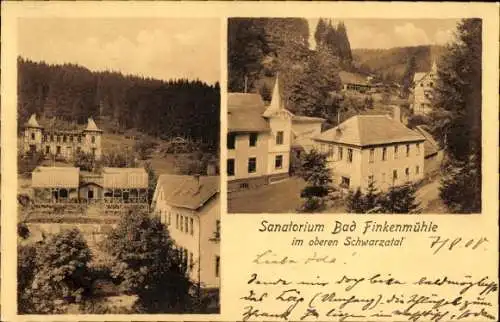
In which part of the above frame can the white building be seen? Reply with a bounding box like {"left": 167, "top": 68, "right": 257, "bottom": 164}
{"left": 227, "top": 77, "right": 293, "bottom": 191}
{"left": 152, "top": 175, "right": 220, "bottom": 290}
{"left": 313, "top": 108, "right": 426, "bottom": 192}
{"left": 412, "top": 61, "right": 438, "bottom": 115}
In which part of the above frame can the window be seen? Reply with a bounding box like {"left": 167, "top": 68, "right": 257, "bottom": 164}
{"left": 215, "top": 256, "right": 220, "bottom": 277}
{"left": 347, "top": 149, "right": 353, "bottom": 163}
{"left": 56, "top": 146, "right": 61, "bottom": 155}
{"left": 420, "top": 83, "right": 424, "bottom": 87}
{"left": 406, "top": 144, "right": 410, "bottom": 157}
{"left": 91, "top": 136, "right": 96, "bottom": 143}
{"left": 240, "top": 183, "right": 249, "bottom": 189}
{"left": 275, "top": 155, "right": 283, "bottom": 169}
{"left": 227, "top": 159, "right": 235, "bottom": 176}
{"left": 63, "top": 135, "right": 67, "bottom": 143}
{"left": 56, "top": 136, "right": 61, "bottom": 143}
{"left": 405, "top": 167, "right": 410, "bottom": 181}
{"left": 92, "top": 148, "right": 96, "bottom": 156}
{"left": 416, "top": 165, "right": 420, "bottom": 174}
{"left": 382, "top": 147, "right": 387, "bottom": 161}
{"left": 50, "top": 135, "right": 54, "bottom": 142}
{"left": 248, "top": 157, "right": 257, "bottom": 173}
{"left": 189, "top": 252, "right": 194, "bottom": 270}
{"left": 76, "top": 147, "right": 81, "bottom": 154}
{"left": 338, "top": 147, "right": 343, "bottom": 160}
{"left": 179, "top": 215, "right": 182, "bottom": 231}
{"left": 43, "top": 134, "right": 47, "bottom": 142}
{"left": 393, "top": 170, "right": 398, "bottom": 182}
{"left": 216, "top": 220, "right": 221, "bottom": 238}
{"left": 369, "top": 149, "right": 374, "bottom": 163}
{"left": 31, "top": 133, "right": 35, "bottom": 140}
{"left": 416, "top": 143, "right": 421, "bottom": 155}
{"left": 184, "top": 216, "right": 189, "bottom": 234}
{"left": 429, "top": 82, "right": 434, "bottom": 87}
{"left": 249, "top": 133, "right": 258, "bottom": 147}
{"left": 368, "top": 175, "right": 374, "bottom": 184}
{"left": 328, "top": 145, "right": 335, "bottom": 159}
{"left": 394, "top": 145, "right": 399, "bottom": 159}
{"left": 183, "top": 249, "right": 188, "bottom": 268}
{"left": 77, "top": 136, "right": 82, "bottom": 143}
{"left": 341, "top": 177, "right": 350, "bottom": 188}
{"left": 190, "top": 218, "right": 194, "bottom": 235}
{"left": 45, "top": 146, "right": 50, "bottom": 154}
{"left": 227, "top": 133, "right": 236, "bottom": 149}
{"left": 276, "top": 131, "right": 284, "bottom": 145}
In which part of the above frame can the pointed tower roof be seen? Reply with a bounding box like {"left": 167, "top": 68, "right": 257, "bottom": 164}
{"left": 431, "top": 60, "right": 437, "bottom": 73}
{"left": 263, "top": 75, "right": 292, "bottom": 118}
{"left": 25, "top": 114, "right": 42, "bottom": 128}
{"left": 84, "top": 117, "right": 103, "bottom": 132}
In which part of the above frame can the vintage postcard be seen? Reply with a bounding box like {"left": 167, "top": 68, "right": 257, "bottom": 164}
{"left": 2, "top": 2, "right": 499, "bottom": 322}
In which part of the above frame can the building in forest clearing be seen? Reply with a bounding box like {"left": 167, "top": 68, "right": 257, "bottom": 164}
{"left": 313, "top": 106, "right": 426, "bottom": 192}
{"left": 31, "top": 166, "right": 148, "bottom": 208}
{"left": 23, "top": 114, "right": 103, "bottom": 161}
{"left": 412, "top": 61, "right": 438, "bottom": 115}
{"left": 152, "top": 174, "right": 220, "bottom": 291}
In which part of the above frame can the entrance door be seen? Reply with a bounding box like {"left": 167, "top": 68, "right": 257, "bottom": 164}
{"left": 88, "top": 189, "right": 94, "bottom": 200}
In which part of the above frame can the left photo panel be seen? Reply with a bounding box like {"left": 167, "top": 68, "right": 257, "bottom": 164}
{"left": 16, "top": 17, "right": 221, "bottom": 314}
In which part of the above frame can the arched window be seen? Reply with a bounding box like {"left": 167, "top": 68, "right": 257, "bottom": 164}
{"left": 59, "top": 188, "right": 68, "bottom": 199}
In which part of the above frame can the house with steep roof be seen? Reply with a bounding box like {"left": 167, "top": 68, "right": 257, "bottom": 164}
{"left": 412, "top": 61, "right": 438, "bottom": 115}
{"left": 313, "top": 107, "right": 426, "bottom": 192}
{"left": 227, "top": 77, "right": 294, "bottom": 191}
{"left": 152, "top": 174, "right": 220, "bottom": 291}
{"left": 23, "top": 114, "right": 103, "bottom": 161}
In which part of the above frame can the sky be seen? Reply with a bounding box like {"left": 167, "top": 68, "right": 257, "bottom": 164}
{"left": 308, "top": 18, "right": 461, "bottom": 50}
{"left": 18, "top": 18, "right": 220, "bottom": 84}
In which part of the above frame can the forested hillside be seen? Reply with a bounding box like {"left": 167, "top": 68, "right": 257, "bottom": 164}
{"left": 352, "top": 45, "right": 446, "bottom": 83}
{"left": 17, "top": 58, "right": 220, "bottom": 146}
{"left": 228, "top": 18, "right": 353, "bottom": 118}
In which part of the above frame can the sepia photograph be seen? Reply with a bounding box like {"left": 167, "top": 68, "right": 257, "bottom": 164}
{"left": 16, "top": 17, "right": 221, "bottom": 314}
{"left": 227, "top": 18, "right": 482, "bottom": 214}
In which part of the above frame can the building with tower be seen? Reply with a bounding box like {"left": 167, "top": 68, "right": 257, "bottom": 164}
{"left": 23, "top": 114, "right": 103, "bottom": 160}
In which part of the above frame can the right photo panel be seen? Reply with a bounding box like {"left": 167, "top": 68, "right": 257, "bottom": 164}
{"left": 227, "top": 18, "right": 482, "bottom": 215}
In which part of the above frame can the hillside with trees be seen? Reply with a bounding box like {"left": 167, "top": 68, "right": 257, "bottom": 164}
{"left": 352, "top": 45, "right": 446, "bottom": 84}
{"left": 228, "top": 18, "right": 350, "bottom": 119}
{"left": 17, "top": 58, "right": 220, "bottom": 147}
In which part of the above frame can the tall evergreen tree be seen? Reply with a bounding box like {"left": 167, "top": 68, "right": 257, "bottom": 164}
{"left": 314, "top": 18, "right": 328, "bottom": 49}
{"left": 430, "top": 18, "right": 482, "bottom": 213}
{"left": 401, "top": 54, "right": 417, "bottom": 98}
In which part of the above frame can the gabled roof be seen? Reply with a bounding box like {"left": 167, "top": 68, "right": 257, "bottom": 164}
{"left": 228, "top": 93, "right": 270, "bottom": 133}
{"left": 156, "top": 175, "right": 219, "bottom": 211}
{"left": 414, "top": 125, "right": 440, "bottom": 157}
{"left": 314, "top": 115, "right": 425, "bottom": 147}
{"left": 102, "top": 167, "right": 148, "bottom": 189}
{"left": 32, "top": 166, "right": 80, "bottom": 188}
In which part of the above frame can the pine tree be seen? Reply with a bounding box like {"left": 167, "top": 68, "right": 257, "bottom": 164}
{"left": 297, "top": 149, "right": 332, "bottom": 212}
{"left": 336, "top": 21, "right": 353, "bottom": 67}
{"left": 401, "top": 54, "right": 417, "bottom": 98}
{"left": 379, "top": 184, "right": 421, "bottom": 214}
{"left": 345, "top": 188, "right": 364, "bottom": 213}
{"left": 430, "top": 18, "right": 482, "bottom": 213}
{"left": 314, "top": 18, "right": 328, "bottom": 49}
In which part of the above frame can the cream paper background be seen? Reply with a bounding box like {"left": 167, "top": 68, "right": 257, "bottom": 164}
{"left": 1, "top": 2, "right": 498, "bottom": 321}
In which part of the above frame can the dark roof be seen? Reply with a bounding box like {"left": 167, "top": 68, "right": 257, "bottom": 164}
{"left": 315, "top": 115, "right": 425, "bottom": 147}
{"left": 415, "top": 125, "right": 440, "bottom": 157}
{"left": 228, "top": 93, "right": 270, "bottom": 133}
{"left": 339, "top": 71, "right": 369, "bottom": 86}
{"left": 156, "top": 175, "right": 219, "bottom": 211}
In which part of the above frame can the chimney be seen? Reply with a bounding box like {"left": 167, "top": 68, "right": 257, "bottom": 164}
{"left": 207, "top": 163, "right": 216, "bottom": 176}
{"left": 393, "top": 105, "right": 401, "bottom": 123}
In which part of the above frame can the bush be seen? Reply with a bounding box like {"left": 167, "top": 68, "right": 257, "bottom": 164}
{"left": 18, "top": 151, "right": 45, "bottom": 174}
{"left": 102, "top": 210, "right": 192, "bottom": 313}
{"left": 74, "top": 152, "right": 100, "bottom": 172}
{"left": 135, "top": 136, "right": 158, "bottom": 160}
{"left": 19, "top": 229, "right": 94, "bottom": 314}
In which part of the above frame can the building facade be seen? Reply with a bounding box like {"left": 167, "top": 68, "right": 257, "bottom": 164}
{"left": 23, "top": 114, "right": 103, "bottom": 160}
{"left": 313, "top": 110, "right": 426, "bottom": 193}
{"left": 31, "top": 166, "right": 148, "bottom": 210}
{"left": 227, "top": 78, "right": 293, "bottom": 191}
{"left": 152, "top": 175, "right": 220, "bottom": 290}
{"left": 412, "top": 61, "right": 438, "bottom": 115}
